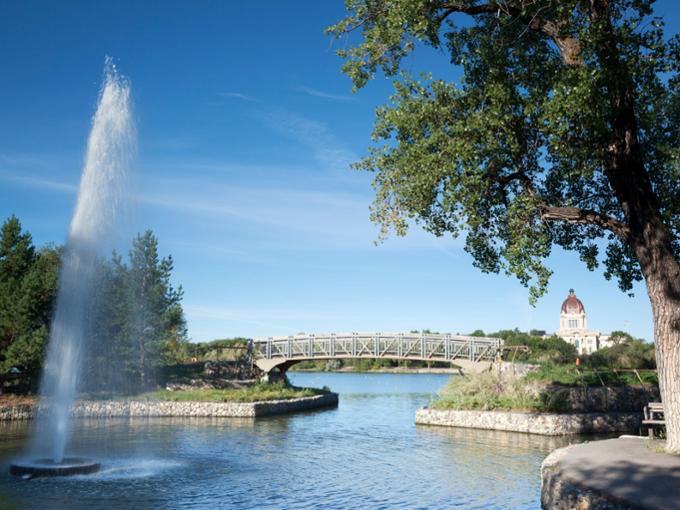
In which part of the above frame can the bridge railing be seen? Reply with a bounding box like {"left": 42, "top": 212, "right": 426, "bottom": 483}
{"left": 253, "top": 333, "right": 503, "bottom": 364}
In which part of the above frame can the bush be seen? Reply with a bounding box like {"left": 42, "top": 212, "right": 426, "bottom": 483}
{"left": 584, "top": 339, "right": 655, "bottom": 369}
{"left": 524, "top": 363, "right": 658, "bottom": 386}
{"left": 191, "top": 338, "right": 250, "bottom": 361}
{"left": 490, "top": 329, "right": 577, "bottom": 364}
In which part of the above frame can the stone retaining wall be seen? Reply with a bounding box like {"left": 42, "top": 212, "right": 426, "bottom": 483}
{"left": 0, "top": 393, "right": 338, "bottom": 421}
{"left": 546, "top": 385, "right": 659, "bottom": 413}
{"left": 415, "top": 408, "right": 642, "bottom": 435}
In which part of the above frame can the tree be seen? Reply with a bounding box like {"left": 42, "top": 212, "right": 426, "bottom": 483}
{"left": 328, "top": 1, "right": 680, "bottom": 451}
{"left": 608, "top": 330, "right": 636, "bottom": 345}
{"left": 0, "top": 217, "right": 60, "bottom": 390}
{"left": 0, "top": 216, "right": 36, "bottom": 359}
{"left": 127, "top": 230, "right": 187, "bottom": 389}
{"left": 83, "top": 252, "right": 135, "bottom": 394}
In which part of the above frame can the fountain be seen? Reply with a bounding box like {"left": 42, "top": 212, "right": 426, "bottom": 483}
{"left": 10, "top": 57, "right": 135, "bottom": 477}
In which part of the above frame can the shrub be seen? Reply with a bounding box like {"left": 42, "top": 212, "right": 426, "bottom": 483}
{"left": 584, "top": 339, "right": 655, "bottom": 369}
{"left": 433, "top": 371, "right": 545, "bottom": 411}
{"left": 490, "top": 329, "right": 577, "bottom": 365}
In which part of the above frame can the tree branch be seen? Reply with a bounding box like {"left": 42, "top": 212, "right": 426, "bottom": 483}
{"left": 494, "top": 171, "right": 630, "bottom": 239}
{"left": 439, "top": 1, "right": 582, "bottom": 65}
{"left": 539, "top": 205, "right": 630, "bottom": 239}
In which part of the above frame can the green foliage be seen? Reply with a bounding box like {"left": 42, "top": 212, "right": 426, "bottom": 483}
{"left": 288, "top": 357, "right": 447, "bottom": 372}
{"left": 584, "top": 338, "right": 656, "bottom": 369}
{"left": 434, "top": 365, "right": 657, "bottom": 412}
{"left": 328, "top": 1, "right": 680, "bottom": 301}
{"left": 86, "top": 230, "right": 188, "bottom": 393}
{"left": 140, "top": 382, "right": 328, "bottom": 403}
{"left": 0, "top": 216, "right": 188, "bottom": 395}
{"left": 525, "top": 363, "right": 658, "bottom": 386}
{"left": 160, "top": 362, "right": 205, "bottom": 383}
{"left": 0, "top": 217, "right": 60, "bottom": 390}
{"left": 491, "top": 328, "right": 578, "bottom": 364}
{"left": 433, "top": 372, "right": 544, "bottom": 411}
{"left": 191, "top": 338, "right": 250, "bottom": 361}
{"left": 608, "top": 330, "right": 636, "bottom": 345}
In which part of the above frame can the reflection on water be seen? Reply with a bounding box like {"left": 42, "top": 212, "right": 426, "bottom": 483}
{"left": 0, "top": 373, "right": 583, "bottom": 509}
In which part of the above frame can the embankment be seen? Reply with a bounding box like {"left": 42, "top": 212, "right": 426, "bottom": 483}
{"left": 0, "top": 392, "right": 338, "bottom": 420}
{"left": 417, "top": 386, "right": 657, "bottom": 435}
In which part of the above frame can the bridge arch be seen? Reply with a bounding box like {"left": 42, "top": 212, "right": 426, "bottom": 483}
{"left": 253, "top": 332, "right": 504, "bottom": 381}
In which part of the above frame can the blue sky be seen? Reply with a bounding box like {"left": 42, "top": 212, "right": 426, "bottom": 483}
{"left": 1, "top": 1, "right": 677, "bottom": 342}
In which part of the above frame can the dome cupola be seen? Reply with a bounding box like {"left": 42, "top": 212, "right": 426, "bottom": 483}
{"left": 561, "top": 288, "right": 585, "bottom": 314}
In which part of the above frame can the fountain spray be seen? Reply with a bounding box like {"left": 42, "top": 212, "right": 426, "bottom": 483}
{"left": 11, "top": 57, "right": 135, "bottom": 477}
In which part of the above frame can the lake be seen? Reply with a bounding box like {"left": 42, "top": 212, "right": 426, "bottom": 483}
{"left": 0, "top": 372, "right": 577, "bottom": 509}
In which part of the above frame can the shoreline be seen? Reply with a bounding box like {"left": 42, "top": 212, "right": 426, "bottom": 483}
{"left": 415, "top": 407, "right": 642, "bottom": 436}
{"left": 0, "top": 392, "right": 339, "bottom": 420}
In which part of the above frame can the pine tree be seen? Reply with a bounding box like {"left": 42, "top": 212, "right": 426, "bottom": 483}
{"left": 0, "top": 217, "right": 59, "bottom": 390}
{"left": 126, "top": 230, "right": 187, "bottom": 390}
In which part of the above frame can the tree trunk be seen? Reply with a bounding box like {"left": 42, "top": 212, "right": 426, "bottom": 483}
{"left": 642, "top": 251, "right": 680, "bottom": 452}
{"left": 587, "top": 1, "right": 680, "bottom": 454}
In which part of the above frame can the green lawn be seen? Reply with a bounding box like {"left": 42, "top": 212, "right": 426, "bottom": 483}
{"left": 137, "top": 382, "right": 329, "bottom": 403}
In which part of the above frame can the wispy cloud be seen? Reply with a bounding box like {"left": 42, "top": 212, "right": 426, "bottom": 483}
{"left": 295, "top": 85, "right": 355, "bottom": 102}
{"left": 185, "top": 304, "right": 337, "bottom": 322}
{"left": 260, "top": 110, "right": 357, "bottom": 173}
{"left": 218, "top": 91, "right": 257, "bottom": 102}
{"left": 0, "top": 171, "right": 77, "bottom": 194}
{"left": 138, "top": 184, "right": 370, "bottom": 238}
{"left": 0, "top": 158, "right": 458, "bottom": 252}
{"left": 183, "top": 304, "right": 340, "bottom": 337}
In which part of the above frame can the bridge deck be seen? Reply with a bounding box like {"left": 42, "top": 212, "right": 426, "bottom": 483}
{"left": 253, "top": 333, "right": 503, "bottom": 373}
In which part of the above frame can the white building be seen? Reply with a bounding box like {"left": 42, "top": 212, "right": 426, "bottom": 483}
{"left": 555, "top": 289, "right": 612, "bottom": 355}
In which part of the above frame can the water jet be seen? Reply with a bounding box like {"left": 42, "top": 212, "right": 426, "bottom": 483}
{"left": 10, "top": 57, "right": 134, "bottom": 477}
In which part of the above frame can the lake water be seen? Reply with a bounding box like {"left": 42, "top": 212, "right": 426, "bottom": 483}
{"left": 0, "top": 372, "right": 579, "bottom": 509}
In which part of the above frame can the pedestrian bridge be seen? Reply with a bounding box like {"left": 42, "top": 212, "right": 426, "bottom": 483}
{"left": 253, "top": 332, "right": 503, "bottom": 379}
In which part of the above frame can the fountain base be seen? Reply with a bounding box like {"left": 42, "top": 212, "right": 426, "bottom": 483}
{"left": 10, "top": 457, "right": 100, "bottom": 477}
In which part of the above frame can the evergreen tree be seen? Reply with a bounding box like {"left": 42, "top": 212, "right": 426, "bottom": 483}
{"left": 0, "top": 217, "right": 188, "bottom": 394}
{"left": 82, "top": 252, "right": 133, "bottom": 394}
{"left": 127, "top": 230, "right": 187, "bottom": 390}
{"left": 0, "top": 217, "right": 59, "bottom": 390}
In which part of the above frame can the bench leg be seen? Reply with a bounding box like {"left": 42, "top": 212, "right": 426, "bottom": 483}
{"left": 648, "top": 427, "right": 654, "bottom": 440}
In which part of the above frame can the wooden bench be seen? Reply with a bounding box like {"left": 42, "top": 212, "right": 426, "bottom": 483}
{"left": 642, "top": 402, "right": 665, "bottom": 439}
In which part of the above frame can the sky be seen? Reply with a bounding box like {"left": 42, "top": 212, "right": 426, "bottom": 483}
{"left": 1, "top": 1, "right": 677, "bottom": 342}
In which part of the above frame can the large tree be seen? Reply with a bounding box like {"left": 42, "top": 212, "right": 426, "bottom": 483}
{"left": 0, "top": 216, "right": 60, "bottom": 390}
{"left": 83, "top": 231, "right": 188, "bottom": 393}
{"left": 328, "top": 1, "right": 680, "bottom": 450}
{"left": 127, "top": 230, "right": 187, "bottom": 389}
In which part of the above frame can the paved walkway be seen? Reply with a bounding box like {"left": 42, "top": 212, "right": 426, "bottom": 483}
{"left": 544, "top": 436, "right": 680, "bottom": 509}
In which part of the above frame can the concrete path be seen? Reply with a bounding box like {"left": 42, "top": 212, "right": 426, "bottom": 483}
{"left": 542, "top": 436, "right": 680, "bottom": 509}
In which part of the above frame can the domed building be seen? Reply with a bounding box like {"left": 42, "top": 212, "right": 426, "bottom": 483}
{"left": 555, "top": 289, "right": 611, "bottom": 355}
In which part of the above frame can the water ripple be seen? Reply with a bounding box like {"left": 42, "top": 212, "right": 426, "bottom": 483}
{"left": 0, "top": 373, "right": 581, "bottom": 509}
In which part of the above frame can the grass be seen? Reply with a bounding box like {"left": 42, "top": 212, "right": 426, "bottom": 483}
{"left": 431, "top": 364, "right": 659, "bottom": 413}
{"left": 525, "top": 363, "right": 658, "bottom": 386}
{"left": 137, "top": 382, "right": 329, "bottom": 403}
{"left": 432, "top": 371, "right": 546, "bottom": 412}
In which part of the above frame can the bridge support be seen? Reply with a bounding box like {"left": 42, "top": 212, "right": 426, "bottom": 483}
{"left": 255, "top": 359, "right": 292, "bottom": 383}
